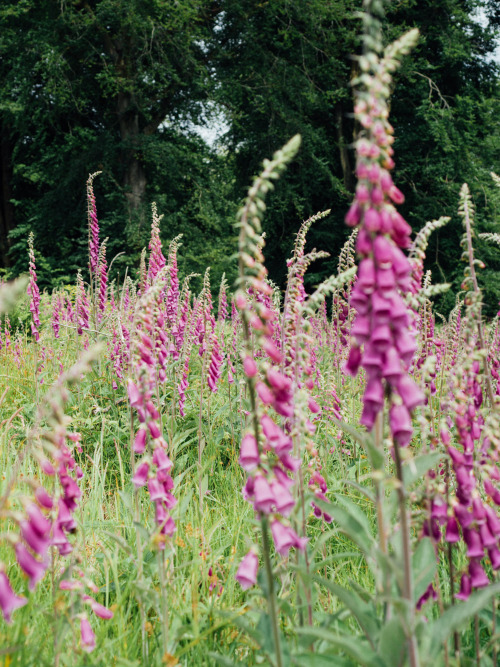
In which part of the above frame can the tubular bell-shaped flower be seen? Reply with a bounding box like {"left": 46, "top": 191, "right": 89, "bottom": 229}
{"left": 345, "top": 21, "right": 423, "bottom": 440}
{"left": 127, "top": 271, "right": 176, "bottom": 549}
{"left": 235, "top": 135, "right": 304, "bottom": 593}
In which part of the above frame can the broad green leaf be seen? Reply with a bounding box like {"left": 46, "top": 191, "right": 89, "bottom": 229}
{"left": 324, "top": 497, "right": 375, "bottom": 556}
{"left": 335, "top": 495, "right": 375, "bottom": 544}
{"left": 311, "top": 575, "right": 380, "bottom": 641}
{"left": 345, "top": 480, "right": 376, "bottom": 503}
{"left": 296, "top": 626, "right": 384, "bottom": 666}
{"left": 402, "top": 452, "right": 443, "bottom": 488}
{"left": 412, "top": 537, "right": 437, "bottom": 603}
{"left": 334, "top": 421, "right": 383, "bottom": 470}
{"left": 377, "top": 617, "right": 407, "bottom": 666}
{"left": 292, "top": 653, "right": 352, "bottom": 667}
{"left": 425, "top": 583, "right": 500, "bottom": 658}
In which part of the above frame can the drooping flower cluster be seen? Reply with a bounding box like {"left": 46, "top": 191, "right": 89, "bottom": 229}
{"left": 147, "top": 203, "right": 166, "bottom": 285}
{"left": 51, "top": 292, "right": 61, "bottom": 339}
{"left": 98, "top": 241, "right": 108, "bottom": 322}
{"left": 76, "top": 271, "right": 90, "bottom": 336}
{"left": 207, "top": 334, "right": 223, "bottom": 393}
{"left": 58, "top": 568, "right": 114, "bottom": 652}
{"left": 0, "top": 349, "right": 113, "bottom": 634}
{"left": 234, "top": 136, "right": 308, "bottom": 589}
{"left": 27, "top": 232, "right": 41, "bottom": 342}
{"left": 87, "top": 171, "right": 102, "bottom": 276}
{"left": 436, "top": 363, "right": 500, "bottom": 599}
{"left": 128, "top": 274, "right": 176, "bottom": 549}
{"left": 345, "top": 28, "right": 425, "bottom": 442}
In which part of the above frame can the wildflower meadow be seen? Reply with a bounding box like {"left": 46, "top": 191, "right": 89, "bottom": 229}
{"left": 1, "top": 2, "right": 500, "bottom": 666}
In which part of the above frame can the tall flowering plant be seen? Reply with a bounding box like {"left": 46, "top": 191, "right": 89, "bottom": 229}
{"left": 234, "top": 135, "right": 303, "bottom": 667}
{"left": 128, "top": 272, "right": 177, "bottom": 549}
{"left": 343, "top": 3, "right": 423, "bottom": 664}
{"left": 0, "top": 345, "right": 114, "bottom": 652}
{"left": 87, "top": 171, "right": 102, "bottom": 280}
{"left": 345, "top": 27, "right": 423, "bottom": 442}
{"left": 27, "top": 232, "right": 41, "bottom": 343}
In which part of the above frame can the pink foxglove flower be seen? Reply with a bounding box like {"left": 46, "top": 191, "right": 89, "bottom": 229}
{"left": 235, "top": 550, "right": 259, "bottom": 590}
{"left": 98, "top": 242, "right": 108, "bottom": 321}
{"left": 147, "top": 203, "right": 166, "bottom": 284}
{"left": 76, "top": 271, "right": 90, "bottom": 336}
{"left": 80, "top": 616, "right": 96, "bottom": 653}
{"left": 0, "top": 571, "right": 27, "bottom": 623}
{"left": 345, "top": 30, "right": 424, "bottom": 441}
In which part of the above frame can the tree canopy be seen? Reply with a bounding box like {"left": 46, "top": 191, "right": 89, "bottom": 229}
{"left": 0, "top": 0, "right": 499, "bottom": 308}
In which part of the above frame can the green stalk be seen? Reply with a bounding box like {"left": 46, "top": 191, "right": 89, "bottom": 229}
{"left": 393, "top": 441, "right": 419, "bottom": 667}
{"left": 261, "top": 515, "right": 284, "bottom": 667}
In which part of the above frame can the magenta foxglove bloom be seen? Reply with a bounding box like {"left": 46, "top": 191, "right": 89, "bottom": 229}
{"left": 21, "top": 520, "right": 50, "bottom": 558}
{"left": 488, "top": 546, "right": 500, "bottom": 570}
{"left": 468, "top": 560, "right": 489, "bottom": 589}
{"left": 80, "top": 616, "right": 96, "bottom": 653}
{"left": 243, "top": 356, "right": 258, "bottom": 378}
{"left": 389, "top": 404, "right": 413, "bottom": 447}
{"left": 133, "top": 428, "right": 147, "bottom": 454}
{"left": 87, "top": 173, "right": 100, "bottom": 275}
{"left": 0, "top": 572, "right": 27, "bottom": 623}
{"left": 345, "top": 42, "right": 425, "bottom": 443}
{"left": 239, "top": 434, "right": 260, "bottom": 471}
{"left": 153, "top": 447, "right": 173, "bottom": 472}
{"left": 271, "top": 520, "right": 307, "bottom": 557}
{"left": 445, "top": 516, "right": 460, "bottom": 543}
{"left": 207, "top": 334, "right": 223, "bottom": 393}
{"left": 236, "top": 550, "right": 259, "bottom": 590}
{"left": 35, "top": 486, "right": 54, "bottom": 510}
{"left": 98, "top": 244, "right": 108, "bottom": 320}
{"left": 456, "top": 574, "right": 472, "bottom": 601}
{"left": 84, "top": 596, "right": 114, "bottom": 619}
{"left": 271, "top": 481, "right": 295, "bottom": 517}
{"left": 132, "top": 462, "right": 150, "bottom": 488}
{"left": 253, "top": 476, "right": 275, "bottom": 514}
{"left": 15, "top": 543, "right": 46, "bottom": 591}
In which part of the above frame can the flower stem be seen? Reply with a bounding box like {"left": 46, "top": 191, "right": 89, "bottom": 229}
{"left": 393, "top": 441, "right": 419, "bottom": 667}
{"left": 261, "top": 515, "right": 283, "bottom": 667}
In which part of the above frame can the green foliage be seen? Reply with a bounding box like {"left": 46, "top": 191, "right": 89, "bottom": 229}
{"left": 1, "top": 0, "right": 499, "bottom": 312}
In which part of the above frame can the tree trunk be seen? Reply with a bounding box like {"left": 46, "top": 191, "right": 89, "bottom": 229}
{"left": 335, "top": 102, "right": 354, "bottom": 193}
{"left": 0, "top": 134, "right": 14, "bottom": 268}
{"left": 117, "top": 91, "right": 147, "bottom": 231}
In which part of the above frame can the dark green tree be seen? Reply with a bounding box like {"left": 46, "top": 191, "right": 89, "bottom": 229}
{"left": 211, "top": 0, "right": 500, "bottom": 305}
{"left": 0, "top": 0, "right": 498, "bottom": 306}
{"left": 0, "top": 0, "right": 236, "bottom": 287}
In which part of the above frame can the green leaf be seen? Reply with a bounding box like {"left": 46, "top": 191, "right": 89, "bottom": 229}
{"left": 402, "top": 452, "right": 443, "bottom": 488}
{"left": 311, "top": 575, "right": 380, "bottom": 642}
{"left": 296, "top": 626, "right": 384, "bottom": 666}
{"left": 292, "top": 653, "right": 352, "bottom": 667}
{"left": 325, "top": 496, "right": 375, "bottom": 556}
{"left": 336, "top": 495, "right": 375, "bottom": 544}
{"left": 377, "top": 617, "right": 407, "bottom": 666}
{"left": 412, "top": 537, "right": 437, "bottom": 603}
{"left": 425, "top": 583, "right": 500, "bottom": 658}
